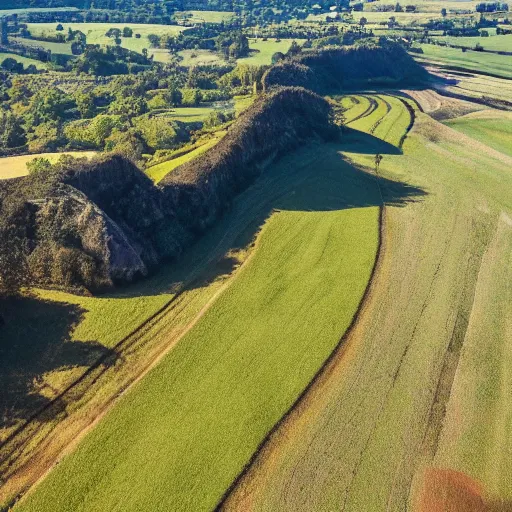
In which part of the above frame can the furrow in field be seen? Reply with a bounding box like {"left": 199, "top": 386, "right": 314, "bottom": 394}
{"left": 221, "top": 99, "right": 512, "bottom": 511}
{"left": 343, "top": 96, "right": 374, "bottom": 124}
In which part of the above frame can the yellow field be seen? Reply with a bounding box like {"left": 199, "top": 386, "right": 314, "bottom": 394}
{"left": 0, "top": 151, "right": 97, "bottom": 180}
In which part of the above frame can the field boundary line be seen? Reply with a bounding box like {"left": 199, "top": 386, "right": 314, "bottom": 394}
{"left": 214, "top": 203, "right": 387, "bottom": 512}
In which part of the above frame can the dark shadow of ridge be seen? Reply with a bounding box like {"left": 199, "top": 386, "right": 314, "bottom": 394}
{"left": 118, "top": 139, "right": 425, "bottom": 298}
{"left": 0, "top": 296, "right": 118, "bottom": 429}
{"left": 0, "top": 138, "right": 425, "bottom": 433}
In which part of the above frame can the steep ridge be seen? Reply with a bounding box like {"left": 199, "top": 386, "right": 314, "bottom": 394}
{"left": 0, "top": 87, "right": 336, "bottom": 293}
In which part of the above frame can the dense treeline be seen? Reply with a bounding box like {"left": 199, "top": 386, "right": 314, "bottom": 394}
{"left": 0, "top": 86, "right": 336, "bottom": 294}
{"left": 263, "top": 40, "right": 428, "bottom": 92}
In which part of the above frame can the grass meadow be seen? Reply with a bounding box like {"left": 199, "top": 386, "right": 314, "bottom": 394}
{"left": 238, "top": 39, "right": 306, "bottom": 65}
{"left": 444, "top": 110, "right": 512, "bottom": 157}
{"left": 0, "top": 52, "right": 49, "bottom": 69}
{"left": 13, "top": 119, "right": 385, "bottom": 511}
{"left": 415, "top": 44, "right": 512, "bottom": 78}
{"left": 146, "top": 134, "right": 222, "bottom": 182}
{"left": 222, "top": 96, "right": 512, "bottom": 511}
{"left": 174, "top": 10, "right": 235, "bottom": 23}
{"left": 432, "top": 33, "right": 512, "bottom": 52}
{"left": 25, "top": 22, "right": 184, "bottom": 56}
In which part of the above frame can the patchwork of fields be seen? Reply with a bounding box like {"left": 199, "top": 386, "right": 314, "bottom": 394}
{"left": 415, "top": 44, "right": 512, "bottom": 78}
{"left": 1, "top": 29, "right": 511, "bottom": 509}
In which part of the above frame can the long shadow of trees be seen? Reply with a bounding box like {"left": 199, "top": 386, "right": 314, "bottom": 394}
{"left": 0, "top": 129, "right": 425, "bottom": 433}
{"left": 0, "top": 296, "right": 116, "bottom": 430}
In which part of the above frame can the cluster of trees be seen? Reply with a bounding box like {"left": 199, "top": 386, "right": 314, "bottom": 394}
{"left": 1, "top": 58, "right": 40, "bottom": 75}
{"left": 0, "top": 59, "right": 263, "bottom": 160}
{"left": 476, "top": 2, "right": 509, "bottom": 11}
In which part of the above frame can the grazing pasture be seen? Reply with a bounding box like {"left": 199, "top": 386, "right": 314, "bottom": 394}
{"left": 174, "top": 10, "right": 235, "bottom": 23}
{"left": 444, "top": 110, "right": 512, "bottom": 157}
{"left": 0, "top": 151, "right": 96, "bottom": 180}
{"left": 146, "top": 134, "right": 223, "bottom": 182}
{"left": 0, "top": 52, "right": 49, "bottom": 69}
{"left": 11, "top": 37, "right": 73, "bottom": 56}
{"left": 25, "top": 23, "right": 184, "bottom": 55}
{"left": 432, "top": 33, "right": 512, "bottom": 52}
{"left": 11, "top": 120, "right": 394, "bottom": 511}
{"left": 238, "top": 39, "right": 306, "bottom": 65}
{"left": 221, "top": 97, "right": 512, "bottom": 511}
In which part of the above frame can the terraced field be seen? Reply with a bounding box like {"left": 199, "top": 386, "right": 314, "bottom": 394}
{"left": 221, "top": 95, "right": 512, "bottom": 511}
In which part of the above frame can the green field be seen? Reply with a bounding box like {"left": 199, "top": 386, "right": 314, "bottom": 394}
{"left": 0, "top": 52, "right": 49, "bottom": 69}
{"left": 444, "top": 110, "right": 512, "bottom": 157}
{"left": 146, "top": 134, "right": 222, "bottom": 182}
{"left": 13, "top": 117, "right": 388, "bottom": 511}
{"left": 11, "top": 36, "right": 73, "bottom": 56}
{"left": 432, "top": 33, "right": 512, "bottom": 51}
{"left": 25, "top": 23, "right": 184, "bottom": 55}
{"left": 238, "top": 38, "right": 306, "bottom": 65}
{"left": 174, "top": 10, "right": 235, "bottom": 23}
{"left": 222, "top": 96, "right": 512, "bottom": 511}
{"left": 177, "top": 48, "right": 223, "bottom": 66}
{"left": 0, "top": 7, "right": 78, "bottom": 15}
{"left": 415, "top": 44, "right": 512, "bottom": 78}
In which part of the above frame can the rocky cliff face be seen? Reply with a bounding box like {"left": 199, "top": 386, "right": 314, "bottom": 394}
{"left": 0, "top": 86, "right": 337, "bottom": 293}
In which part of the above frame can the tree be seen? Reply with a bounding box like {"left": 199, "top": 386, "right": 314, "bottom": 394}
{"left": 56, "top": 23, "right": 64, "bottom": 31}
{"left": 286, "top": 40, "right": 301, "bottom": 56}
{"left": 106, "top": 28, "right": 122, "bottom": 39}
{"left": 0, "top": 112, "right": 26, "bottom": 149}
{"left": 180, "top": 88, "right": 202, "bottom": 106}
{"left": 169, "top": 88, "right": 182, "bottom": 107}
{"left": 108, "top": 95, "right": 148, "bottom": 117}
{"left": 76, "top": 92, "right": 96, "bottom": 118}
{"left": 395, "top": 2, "right": 404, "bottom": 11}
{"left": 441, "top": 7, "right": 447, "bottom": 16}
{"left": 123, "top": 27, "right": 133, "bottom": 37}
{"left": 1, "top": 58, "right": 23, "bottom": 74}
{"left": 271, "top": 51, "right": 285, "bottom": 64}
{"left": 359, "top": 16, "right": 368, "bottom": 27}
{"left": 0, "top": 198, "right": 29, "bottom": 299}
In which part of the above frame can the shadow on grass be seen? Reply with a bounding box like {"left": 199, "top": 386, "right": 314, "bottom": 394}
{"left": 0, "top": 296, "right": 117, "bottom": 430}
{"left": 0, "top": 133, "right": 425, "bottom": 431}
{"left": 119, "top": 136, "right": 425, "bottom": 297}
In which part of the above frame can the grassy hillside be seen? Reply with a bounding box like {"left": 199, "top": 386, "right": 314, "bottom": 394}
{"left": 0, "top": 52, "right": 49, "bottom": 69}
{"left": 221, "top": 96, "right": 512, "bottom": 511}
{"left": 432, "top": 34, "right": 512, "bottom": 52}
{"left": 25, "top": 22, "right": 184, "bottom": 56}
{"left": 14, "top": 133, "right": 386, "bottom": 511}
{"left": 146, "top": 134, "right": 223, "bottom": 183}
{"left": 444, "top": 110, "right": 512, "bottom": 157}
